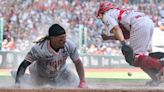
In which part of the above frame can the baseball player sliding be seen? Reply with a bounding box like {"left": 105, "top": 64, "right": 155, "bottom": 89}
{"left": 96, "top": 1, "right": 164, "bottom": 86}
{"left": 15, "top": 24, "right": 88, "bottom": 88}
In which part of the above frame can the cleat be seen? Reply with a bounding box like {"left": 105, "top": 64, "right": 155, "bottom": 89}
{"left": 145, "top": 80, "right": 161, "bottom": 86}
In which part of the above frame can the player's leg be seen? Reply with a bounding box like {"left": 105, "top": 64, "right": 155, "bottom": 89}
{"left": 133, "top": 52, "right": 164, "bottom": 86}
{"left": 149, "top": 52, "right": 164, "bottom": 66}
{"left": 149, "top": 52, "right": 164, "bottom": 80}
{"left": 129, "top": 18, "right": 164, "bottom": 86}
{"left": 143, "top": 68, "right": 161, "bottom": 86}
{"left": 132, "top": 54, "right": 164, "bottom": 86}
{"left": 129, "top": 17, "right": 162, "bottom": 68}
{"left": 28, "top": 63, "right": 49, "bottom": 86}
{"left": 54, "top": 68, "right": 79, "bottom": 88}
{"left": 133, "top": 54, "right": 163, "bottom": 70}
{"left": 133, "top": 52, "right": 164, "bottom": 77}
{"left": 149, "top": 52, "right": 164, "bottom": 59}
{"left": 61, "top": 68, "right": 79, "bottom": 87}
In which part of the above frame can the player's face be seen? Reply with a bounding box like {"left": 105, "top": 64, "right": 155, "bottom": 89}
{"left": 50, "top": 34, "right": 66, "bottom": 49}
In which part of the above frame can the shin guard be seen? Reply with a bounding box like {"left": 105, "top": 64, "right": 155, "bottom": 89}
{"left": 133, "top": 54, "right": 163, "bottom": 70}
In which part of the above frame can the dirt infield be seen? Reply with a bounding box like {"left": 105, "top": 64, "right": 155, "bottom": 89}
{"left": 1, "top": 68, "right": 164, "bottom": 92}
{"left": 1, "top": 77, "right": 164, "bottom": 92}
{"left": 0, "top": 88, "right": 164, "bottom": 92}
{"left": 85, "top": 68, "right": 143, "bottom": 72}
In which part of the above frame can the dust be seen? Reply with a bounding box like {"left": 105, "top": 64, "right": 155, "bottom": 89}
{"left": 6, "top": 67, "right": 80, "bottom": 89}
{"left": 2, "top": 71, "right": 164, "bottom": 91}
{"left": 2, "top": 61, "right": 164, "bottom": 90}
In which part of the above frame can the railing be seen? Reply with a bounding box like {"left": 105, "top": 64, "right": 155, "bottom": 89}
{"left": 0, "top": 51, "right": 131, "bottom": 68}
{"left": 79, "top": 54, "right": 130, "bottom": 68}
{"left": 0, "top": 51, "right": 27, "bottom": 68}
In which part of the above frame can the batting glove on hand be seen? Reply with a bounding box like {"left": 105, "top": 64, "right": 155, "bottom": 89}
{"left": 78, "top": 80, "right": 88, "bottom": 88}
{"left": 121, "top": 41, "right": 135, "bottom": 65}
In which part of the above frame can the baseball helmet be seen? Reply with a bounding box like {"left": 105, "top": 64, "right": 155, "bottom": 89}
{"left": 96, "top": 1, "right": 115, "bottom": 17}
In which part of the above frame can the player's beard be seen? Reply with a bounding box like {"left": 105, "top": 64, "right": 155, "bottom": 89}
{"left": 59, "top": 46, "right": 64, "bottom": 49}
{"left": 58, "top": 40, "right": 66, "bottom": 49}
{"left": 58, "top": 43, "right": 65, "bottom": 49}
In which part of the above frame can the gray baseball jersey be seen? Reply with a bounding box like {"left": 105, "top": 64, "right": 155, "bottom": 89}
{"left": 102, "top": 9, "right": 154, "bottom": 54}
{"left": 25, "top": 40, "right": 79, "bottom": 78}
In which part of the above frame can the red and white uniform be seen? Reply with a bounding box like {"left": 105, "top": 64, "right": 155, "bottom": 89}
{"left": 97, "top": 1, "right": 163, "bottom": 83}
{"left": 102, "top": 8, "right": 154, "bottom": 54}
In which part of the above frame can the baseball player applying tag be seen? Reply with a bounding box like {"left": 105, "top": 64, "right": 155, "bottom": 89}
{"left": 96, "top": 1, "right": 164, "bottom": 86}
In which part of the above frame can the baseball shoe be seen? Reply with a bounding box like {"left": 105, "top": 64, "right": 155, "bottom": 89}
{"left": 156, "top": 68, "right": 164, "bottom": 83}
{"left": 160, "top": 58, "right": 164, "bottom": 65}
{"left": 145, "top": 80, "right": 161, "bottom": 86}
{"left": 145, "top": 72, "right": 163, "bottom": 86}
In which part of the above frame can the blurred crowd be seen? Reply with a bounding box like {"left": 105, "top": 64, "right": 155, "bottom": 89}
{"left": 0, "top": 0, "right": 164, "bottom": 56}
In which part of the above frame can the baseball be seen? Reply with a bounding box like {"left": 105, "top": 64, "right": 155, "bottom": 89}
{"left": 127, "top": 72, "right": 132, "bottom": 76}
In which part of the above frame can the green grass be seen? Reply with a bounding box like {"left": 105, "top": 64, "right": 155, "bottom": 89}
{"left": 86, "top": 72, "right": 150, "bottom": 79}
{"left": 86, "top": 78, "right": 148, "bottom": 83}
{"left": 0, "top": 71, "right": 151, "bottom": 84}
{"left": 0, "top": 73, "right": 11, "bottom": 76}
{"left": 0, "top": 70, "right": 150, "bottom": 81}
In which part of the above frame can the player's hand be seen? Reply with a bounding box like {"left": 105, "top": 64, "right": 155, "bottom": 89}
{"left": 78, "top": 80, "right": 88, "bottom": 88}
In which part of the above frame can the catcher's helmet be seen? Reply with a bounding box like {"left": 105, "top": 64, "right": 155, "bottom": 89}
{"left": 96, "top": 1, "right": 115, "bottom": 17}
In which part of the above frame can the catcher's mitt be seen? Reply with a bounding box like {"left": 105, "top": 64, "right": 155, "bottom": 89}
{"left": 121, "top": 41, "right": 134, "bottom": 65}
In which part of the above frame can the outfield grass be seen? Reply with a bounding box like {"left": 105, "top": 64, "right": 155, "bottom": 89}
{"left": 85, "top": 72, "right": 150, "bottom": 79}
{"left": 86, "top": 78, "right": 148, "bottom": 83}
{"left": 0, "top": 72, "right": 11, "bottom": 76}
{"left": 0, "top": 69, "right": 151, "bottom": 85}
{"left": 0, "top": 69, "right": 150, "bottom": 80}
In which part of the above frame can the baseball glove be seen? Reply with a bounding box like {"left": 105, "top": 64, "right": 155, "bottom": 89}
{"left": 121, "top": 41, "right": 134, "bottom": 65}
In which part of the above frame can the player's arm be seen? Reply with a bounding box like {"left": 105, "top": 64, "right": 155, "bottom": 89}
{"left": 111, "top": 25, "right": 125, "bottom": 41}
{"left": 101, "top": 25, "right": 125, "bottom": 41}
{"left": 15, "top": 60, "right": 31, "bottom": 84}
{"left": 102, "top": 15, "right": 124, "bottom": 41}
{"left": 74, "top": 58, "right": 87, "bottom": 88}
{"left": 74, "top": 58, "right": 85, "bottom": 81}
{"left": 111, "top": 26, "right": 134, "bottom": 65}
{"left": 67, "top": 41, "right": 87, "bottom": 88}
{"left": 101, "top": 34, "right": 116, "bottom": 40}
